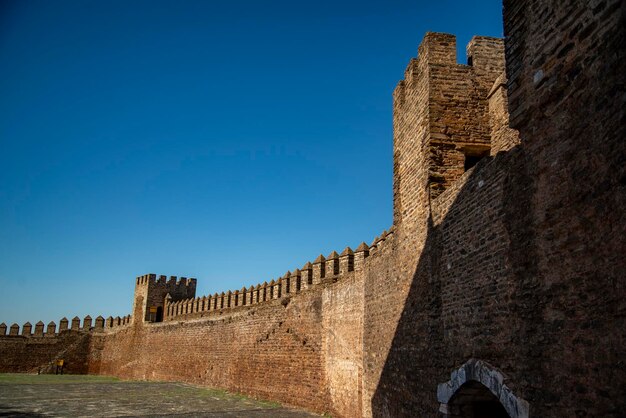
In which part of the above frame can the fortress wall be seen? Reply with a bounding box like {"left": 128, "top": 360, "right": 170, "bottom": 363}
{"left": 361, "top": 233, "right": 397, "bottom": 418}
{"left": 321, "top": 270, "right": 365, "bottom": 417}
{"left": 2, "top": 2, "right": 624, "bottom": 416}
{"left": 0, "top": 316, "right": 99, "bottom": 374}
{"left": 501, "top": 0, "right": 626, "bottom": 415}
{"left": 365, "top": 150, "right": 525, "bottom": 416}
{"left": 92, "top": 292, "right": 327, "bottom": 411}
{"left": 364, "top": 2, "right": 625, "bottom": 417}
{"left": 0, "top": 332, "right": 92, "bottom": 374}
{"left": 0, "top": 314, "right": 130, "bottom": 374}
{"left": 91, "top": 273, "right": 366, "bottom": 418}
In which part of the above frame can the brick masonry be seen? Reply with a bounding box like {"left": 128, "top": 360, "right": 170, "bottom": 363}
{"left": 1, "top": 1, "right": 624, "bottom": 417}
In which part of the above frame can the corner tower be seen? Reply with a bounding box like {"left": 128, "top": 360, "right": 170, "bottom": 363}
{"left": 133, "top": 274, "right": 197, "bottom": 324}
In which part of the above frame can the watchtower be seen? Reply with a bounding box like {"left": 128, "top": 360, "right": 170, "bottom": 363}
{"left": 392, "top": 33, "right": 505, "bottom": 236}
{"left": 133, "top": 274, "right": 197, "bottom": 324}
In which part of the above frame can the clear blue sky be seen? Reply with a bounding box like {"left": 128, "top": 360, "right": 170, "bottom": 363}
{"left": 0, "top": 0, "right": 503, "bottom": 326}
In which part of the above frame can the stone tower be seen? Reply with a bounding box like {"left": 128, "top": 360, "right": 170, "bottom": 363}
{"left": 392, "top": 33, "right": 506, "bottom": 236}
{"left": 133, "top": 274, "right": 197, "bottom": 323}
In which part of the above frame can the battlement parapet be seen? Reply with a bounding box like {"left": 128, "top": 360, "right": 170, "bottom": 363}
{"left": 136, "top": 273, "right": 197, "bottom": 288}
{"left": 0, "top": 313, "right": 132, "bottom": 338}
{"left": 394, "top": 31, "right": 506, "bottom": 203}
{"left": 126, "top": 235, "right": 388, "bottom": 325}
{"left": 162, "top": 233, "right": 389, "bottom": 322}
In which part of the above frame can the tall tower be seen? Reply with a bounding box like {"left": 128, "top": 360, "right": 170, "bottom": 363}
{"left": 392, "top": 33, "right": 505, "bottom": 237}
{"left": 133, "top": 274, "right": 197, "bottom": 324}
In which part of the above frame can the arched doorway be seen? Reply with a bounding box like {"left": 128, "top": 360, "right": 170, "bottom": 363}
{"left": 437, "top": 359, "right": 529, "bottom": 418}
{"left": 447, "top": 381, "right": 510, "bottom": 417}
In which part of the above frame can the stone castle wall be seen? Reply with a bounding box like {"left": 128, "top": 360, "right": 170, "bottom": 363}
{"left": 1, "top": 1, "right": 624, "bottom": 416}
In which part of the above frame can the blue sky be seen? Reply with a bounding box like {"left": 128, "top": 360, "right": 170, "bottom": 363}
{"left": 0, "top": 0, "right": 503, "bottom": 326}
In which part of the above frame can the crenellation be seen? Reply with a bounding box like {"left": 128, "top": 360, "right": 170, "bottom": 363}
{"left": 339, "top": 247, "right": 354, "bottom": 275}
{"left": 466, "top": 36, "right": 506, "bottom": 76}
{"left": 59, "top": 317, "right": 69, "bottom": 332}
{"left": 280, "top": 273, "right": 289, "bottom": 295}
{"left": 34, "top": 321, "right": 45, "bottom": 337}
{"left": 326, "top": 251, "right": 340, "bottom": 277}
{"left": 312, "top": 254, "right": 326, "bottom": 284}
{"left": 0, "top": 323, "right": 6, "bottom": 336}
{"left": 83, "top": 315, "right": 92, "bottom": 330}
{"left": 9, "top": 324, "right": 19, "bottom": 336}
{"left": 301, "top": 262, "right": 313, "bottom": 290}
{"left": 46, "top": 321, "right": 56, "bottom": 336}
{"left": 21, "top": 322, "right": 31, "bottom": 336}
{"left": 251, "top": 285, "right": 259, "bottom": 304}
{"left": 418, "top": 32, "right": 457, "bottom": 66}
{"left": 240, "top": 287, "right": 247, "bottom": 306}
{"left": 95, "top": 316, "right": 104, "bottom": 330}
{"left": 354, "top": 242, "right": 370, "bottom": 272}
{"left": 246, "top": 286, "right": 254, "bottom": 305}
{"left": 71, "top": 316, "right": 80, "bottom": 331}
{"left": 292, "top": 269, "right": 301, "bottom": 293}
{"left": 153, "top": 240, "right": 374, "bottom": 323}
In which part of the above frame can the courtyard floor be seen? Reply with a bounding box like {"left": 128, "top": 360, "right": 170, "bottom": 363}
{"left": 0, "top": 374, "right": 320, "bottom": 417}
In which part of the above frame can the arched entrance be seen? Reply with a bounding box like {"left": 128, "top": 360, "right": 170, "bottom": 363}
{"left": 447, "top": 381, "right": 511, "bottom": 417}
{"left": 437, "top": 359, "right": 529, "bottom": 418}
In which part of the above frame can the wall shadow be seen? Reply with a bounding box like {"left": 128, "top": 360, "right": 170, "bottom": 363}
{"left": 370, "top": 144, "right": 543, "bottom": 416}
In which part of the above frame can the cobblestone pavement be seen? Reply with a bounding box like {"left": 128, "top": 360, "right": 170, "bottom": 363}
{"left": 0, "top": 374, "right": 320, "bottom": 417}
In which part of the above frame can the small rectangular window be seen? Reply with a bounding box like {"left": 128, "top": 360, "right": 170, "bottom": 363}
{"left": 464, "top": 149, "right": 490, "bottom": 171}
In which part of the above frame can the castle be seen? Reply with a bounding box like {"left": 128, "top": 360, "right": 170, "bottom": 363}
{"left": 1, "top": 1, "right": 624, "bottom": 417}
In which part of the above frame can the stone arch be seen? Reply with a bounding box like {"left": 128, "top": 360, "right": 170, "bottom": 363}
{"left": 437, "top": 359, "right": 529, "bottom": 418}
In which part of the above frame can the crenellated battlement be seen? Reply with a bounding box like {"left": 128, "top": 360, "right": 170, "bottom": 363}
{"left": 162, "top": 229, "right": 393, "bottom": 322}
{"left": 393, "top": 32, "right": 509, "bottom": 233}
{"left": 0, "top": 312, "right": 132, "bottom": 338}
{"left": 136, "top": 273, "right": 196, "bottom": 287}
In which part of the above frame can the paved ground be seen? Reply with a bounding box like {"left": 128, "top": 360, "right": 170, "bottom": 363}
{"left": 0, "top": 374, "right": 320, "bottom": 417}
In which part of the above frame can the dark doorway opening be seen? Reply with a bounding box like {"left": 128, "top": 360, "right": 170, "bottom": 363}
{"left": 155, "top": 306, "right": 163, "bottom": 322}
{"left": 448, "top": 381, "right": 510, "bottom": 418}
